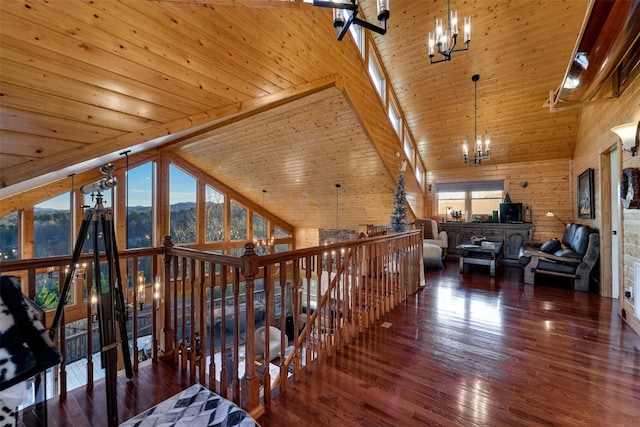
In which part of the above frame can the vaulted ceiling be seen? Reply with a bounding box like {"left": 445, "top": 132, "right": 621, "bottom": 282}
{"left": 0, "top": 0, "right": 594, "bottom": 229}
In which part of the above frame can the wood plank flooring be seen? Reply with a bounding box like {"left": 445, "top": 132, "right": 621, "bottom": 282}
{"left": 19, "top": 261, "right": 640, "bottom": 426}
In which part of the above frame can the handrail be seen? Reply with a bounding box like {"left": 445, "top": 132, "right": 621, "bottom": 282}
{"left": 4, "top": 230, "right": 423, "bottom": 420}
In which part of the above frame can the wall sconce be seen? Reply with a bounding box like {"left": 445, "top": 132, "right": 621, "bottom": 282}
{"left": 611, "top": 121, "right": 639, "bottom": 156}
{"left": 137, "top": 271, "right": 145, "bottom": 310}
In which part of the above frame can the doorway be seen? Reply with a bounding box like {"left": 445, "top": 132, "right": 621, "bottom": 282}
{"left": 601, "top": 147, "right": 621, "bottom": 299}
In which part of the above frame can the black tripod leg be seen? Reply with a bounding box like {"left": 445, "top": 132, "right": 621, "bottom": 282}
{"left": 49, "top": 209, "right": 93, "bottom": 340}
{"left": 94, "top": 210, "right": 119, "bottom": 427}
{"left": 102, "top": 211, "right": 133, "bottom": 379}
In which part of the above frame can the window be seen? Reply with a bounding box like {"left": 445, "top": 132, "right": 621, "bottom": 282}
{"left": 415, "top": 163, "right": 424, "bottom": 187}
{"left": 230, "top": 200, "right": 247, "bottom": 241}
{"left": 274, "top": 226, "right": 291, "bottom": 238}
{"left": 82, "top": 189, "right": 112, "bottom": 254}
{"left": 350, "top": 22, "right": 365, "bottom": 57}
{"left": 0, "top": 211, "right": 19, "bottom": 261}
{"left": 34, "top": 193, "right": 71, "bottom": 258}
{"left": 275, "top": 244, "right": 291, "bottom": 253}
{"left": 388, "top": 101, "right": 401, "bottom": 136}
{"left": 436, "top": 181, "right": 504, "bottom": 218}
{"left": 471, "top": 190, "right": 504, "bottom": 215}
{"left": 127, "top": 162, "right": 153, "bottom": 249}
{"left": 35, "top": 270, "right": 64, "bottom": 310}
{"left": 437, "top": 191, "right": 466, "bottom": 218}
{"left": 368, "top": 56, "right": 385, "bottom": 102}
{"left": 169, "top": 164, "right": 197, "bottom": 244}
{"left": 253, "top": 213, "right": 267, "bottom": 241}
{"left": 205, "top": 185, "right": 224, "bottom": 242}
{"left": 403, "top": 133, "right": 414, "bottom": 165}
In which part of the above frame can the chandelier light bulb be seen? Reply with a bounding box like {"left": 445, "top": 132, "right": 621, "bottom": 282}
{"left": 451, "top": 10, "right": 458, "bottom": 36}
{"left": 463, "top": 16, "right": 471, "bottom": 42}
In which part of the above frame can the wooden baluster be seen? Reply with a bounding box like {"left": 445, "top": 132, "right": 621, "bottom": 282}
{"left": 207, "top": 261, "right": 217, "bottom": 392}
{"left": 232, "top": 268, "right": 241, "bottom": 403}
{"left": 220, "top": 268, "right": 229, "bottom": 397}
{"left": 198, "top": 261, "right": 206, "bottom": 383}
{"left": 188, "top": 258, "right": 196, "bottom": 378}
{"left": 132, "top": 259, "right": 139, "bottom": 372}
{"left": 240, "top": 243, "right": 258, "bottom": 411}
{"left": 151, "top": 255, "right": 159, "bottom": 363}
{"left": 161, "top": 235, "right": 174, "bottom": 359}
{"left": 172, "top": 256, "right": 179, "bottom": 365}
{"left": 262, "top": 264, "right": 272, "bottom": 404}
{"left": 180, "top": 257, "right": 187, "bottom": 371}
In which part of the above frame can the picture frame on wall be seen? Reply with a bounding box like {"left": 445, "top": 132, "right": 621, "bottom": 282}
{"left": 578, "top": 168, "right": 595, "bottom": 219}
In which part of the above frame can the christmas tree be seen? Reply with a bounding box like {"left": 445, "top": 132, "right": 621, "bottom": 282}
{"left": 390, "top": 160, "right": 409, "bottom": 233}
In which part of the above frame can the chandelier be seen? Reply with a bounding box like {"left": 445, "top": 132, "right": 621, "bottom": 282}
{"left": 312, "top": 0, "right": 390, "bottom": 41}
{"left": 463, "top": 74, "right": 490, "bottom": 165}
{"left": 428, "top": 0, "right": 470, "bottom": 63}
{"left": 253, "top": 189, "right": 274, "bottom": 253}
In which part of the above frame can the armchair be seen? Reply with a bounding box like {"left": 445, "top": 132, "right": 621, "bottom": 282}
{"left": 255, "top": 326, "right": 288, "bottom": 362}
{"left": 415, "top": 219, "right": 448, "bottom": 258}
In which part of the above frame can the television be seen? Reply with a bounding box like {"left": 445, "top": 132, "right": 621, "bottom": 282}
{"left": 500, "top": 203, "right": 523, "bottom": 223}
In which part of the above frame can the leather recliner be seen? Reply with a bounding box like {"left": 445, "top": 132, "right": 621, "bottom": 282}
{"left": 518, "top": 223, "right": 599, "bottom": 292}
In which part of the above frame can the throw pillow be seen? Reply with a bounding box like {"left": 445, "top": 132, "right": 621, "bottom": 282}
{"left": 540, "top": 238, "right": 561, "bottom": 254}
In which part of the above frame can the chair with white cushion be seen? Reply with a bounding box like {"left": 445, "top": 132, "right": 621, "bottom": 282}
{"left": 415, "top": 219, "right": 448, "bottom": 259}
{"left": 254, "top": 326, "right": 288, "bottom": 362}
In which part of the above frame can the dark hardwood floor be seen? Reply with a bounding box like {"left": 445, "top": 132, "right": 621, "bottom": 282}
{"left": 21, "top": 261, "right": 640, "bottom": 426}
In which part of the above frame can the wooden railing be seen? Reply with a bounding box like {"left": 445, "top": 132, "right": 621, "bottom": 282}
{"left": 1, "top": 230, "right": 423, "bottom": 419}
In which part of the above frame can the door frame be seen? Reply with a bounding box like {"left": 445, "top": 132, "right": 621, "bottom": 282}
{"left": 600, "top": 146, "right": 622, "bottom": 299}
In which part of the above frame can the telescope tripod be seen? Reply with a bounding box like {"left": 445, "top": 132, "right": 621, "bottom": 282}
{"left": 49, "top": 193, "right": 132, "bottom": 427}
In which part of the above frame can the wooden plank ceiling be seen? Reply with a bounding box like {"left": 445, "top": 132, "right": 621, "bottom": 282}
{"left": 0, "top": 0, "right": 588, "bottom": 230}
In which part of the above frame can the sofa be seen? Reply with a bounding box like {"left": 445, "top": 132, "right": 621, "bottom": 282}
{"left": 518, "top": 223, "right": 599, "bottom": 292}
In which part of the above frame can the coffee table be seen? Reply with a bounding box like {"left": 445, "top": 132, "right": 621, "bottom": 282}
{"left": 457, "top": 242, "right": 503, "bottom": 277}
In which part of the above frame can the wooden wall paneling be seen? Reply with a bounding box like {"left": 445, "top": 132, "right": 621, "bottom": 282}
{"left": 13, "top": 0, "right": 247, "bottom": 106}
{"left": 573, "top": 72, "right": 640, "bottom": 326}
{"left": 0, "top": 81, "right": 157, "bottom": 132}
{"left": 0, "top": 10, "right": 219, "bottom": 114}
{"left": 0, "top": 50, "right": 191, "bottom": 121}
{"left": 295, "top": 228, "right": 320, "bottom": 250}
{"left": 429, "top": 159, "right": 572, "bottom": 242}
{"left": 65, "top": 0, "right": 280, "bottom": 97}
{"left": 149, "top": 2, "right": 313, "bottom": 86}
{"left": 1, "top": 106, "right": 121, "bottom": 143}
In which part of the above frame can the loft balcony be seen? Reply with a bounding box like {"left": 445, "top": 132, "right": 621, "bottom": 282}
{"left": 2, "top": 231, "right": 425, "bottom": 425}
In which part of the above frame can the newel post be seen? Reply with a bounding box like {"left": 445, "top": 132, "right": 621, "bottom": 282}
{"left": 240, "top": 243, "right": 261, "bottom": 415}
{"left": 159, "top": 235, "right": 175, "bottom": 359}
